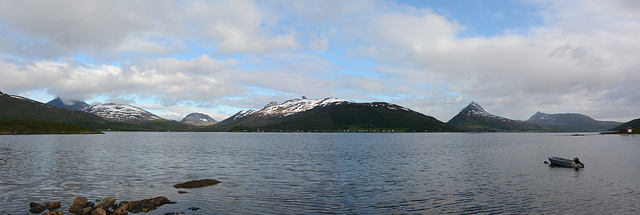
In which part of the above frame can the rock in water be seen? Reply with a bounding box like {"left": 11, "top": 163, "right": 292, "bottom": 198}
{"left": 90, "top": 207, "right": 107, "bottom": 215}
{"left": 94, "top": 197, "right": 116, "bottom": 210}
{"left": 174, "top": 179, "right": 221, "bottom": 188}
{"left": 29, "top": 202, "right": 46, "bottom": 213}
{"left": 129, "top": 203, "right": 156, "bottom": 213}
{"left": 76, "top": 207, "right": 93, "bottom": 215}
{"left": 127, "top": 196, "right": 173, "bottom": 213}
{"left": 43, "top": 212, "right": 64, "bottom": 215}
{"left": 69, "top": 196, "right": 88, "bottom": 213}
{"left": 44, "top": 201, "right": 61, "bottom": 210}
{"left": 113, "top": 201, "right": 129, "bottom": 215}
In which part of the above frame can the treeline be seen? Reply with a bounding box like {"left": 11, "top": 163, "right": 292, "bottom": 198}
{"left": 0, "top": 119, "right": 101, "bottom": 134}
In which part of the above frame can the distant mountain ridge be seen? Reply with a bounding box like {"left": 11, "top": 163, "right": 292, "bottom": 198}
{"left": 0, "top": 91, "right": 111, "bottom": 130}
{"left": 83, "top": 103, "right": 164, "bottom": 123}
{"left": 215, "top": 96, "right": 458, "bottom": 132}
{"left": 526, "top": 111, "right": 621, "bottom": 131}
{"left": 181, "top": 113, "right": 217, "bottom": 126}
{"left": 610, "top": 118, "right": 640, "bottom": 131}
{"left": 5, "top": 90, "right": 634, "bottom": 133}
{"left": 46, "top": 97, "right": 89, "bottom": 111}
{"left": 448, "top": 102, "right": 549, "bottom": 132}
{"left": 228, "top": 96, "right": 353, "bottom": 120}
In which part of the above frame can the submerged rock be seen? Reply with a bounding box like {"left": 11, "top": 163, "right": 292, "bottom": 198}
{"left": 127, "top": 196, "right": 174, "bottom": 213}
{"left": 174, "top": 179, "right": 221, "bottom": 188}
{"left": 29, "top": 202, "right": 46, "bottom": 213}
{"left": 129, "top": 203, "right": 156, "bottom": 213}
{"left": 44, "top": 201, "right": 61, "bottom": 210}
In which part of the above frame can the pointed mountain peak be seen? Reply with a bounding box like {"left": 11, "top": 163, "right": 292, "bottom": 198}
{"left": 47, "top": 97, "right": 89, "bottom": 111}
{"left": 460, "top": 101, "right": 491, "bottom": 117}
{"left": 528, "top": 111, "right": 550, "bottom": 121}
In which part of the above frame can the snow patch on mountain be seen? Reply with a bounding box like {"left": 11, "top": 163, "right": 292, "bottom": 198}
{"left": 232, "top": 96, "right": 354, "bottom": 119}
{"left": 83, "top": 103, "right": 163, "bottom": 122}
{"left": 181, "top": 112, "right": 217, "bottom": 126}
{"left": 461, "top": 101, "right": 509, "bottom": 121}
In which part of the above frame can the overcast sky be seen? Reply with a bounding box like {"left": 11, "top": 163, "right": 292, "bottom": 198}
{"left": 1, "top": 0, "right": 639, "bottom": 122}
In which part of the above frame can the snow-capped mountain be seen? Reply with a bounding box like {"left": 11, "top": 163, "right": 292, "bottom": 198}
{"left": 181, "top": 112, "right": 217, "bottom": 126}
{"left": 448, "top": 102, "right": 548, "bottom": 132}
{"left": 230, "top": 96, "right": 354, "bottom": 120}
{"left": 457, "top": 101, "right": 509, "bottom": 121}
{"left": 46, "top": 97, "right": 89, "bottom": 111}
{"left": 216, "top": 96, "right": 458, "bottom": 132}
{"left": 83, "top": 103, "right": 163, "bottom": 123}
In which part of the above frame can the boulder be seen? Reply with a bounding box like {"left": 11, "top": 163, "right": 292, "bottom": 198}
{"left": 129, "top": 203, "right": 156, "bottom": 213}
{"left": 127, "top": 196, "right": 174, "bottom": 213}
{"left": 89, "top": 207, "right": 107, "bottom": 215}
{"left": 94, "top": 197, "right": 116, "bottom": 210}
{"left": 76, "top": 207, "right": 94, "bottom": 215}
{"left": 43, "top": 212, "right": 64, "bottom": 215}
{"left": 174, "top": 179, "right": 221, "bottom": 188}
{"left": 44, "top": 201, "right": 61, "bottom": 210}
{"left": 113, "top": 201, "right": 129, "bottom": 215}
{"left": 69, "top": 197, "right": 88, "bottom": 213}
{"left": 29, "top": 202, "right": 46, "bottom": 213}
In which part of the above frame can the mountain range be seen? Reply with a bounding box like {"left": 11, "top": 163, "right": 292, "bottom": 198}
{"left": 214, "top": 96, "right": 458, "bottom": 132}
{"left": 0, "top": 91, "right": 632, "bottom": 133}
{"left": 447, "top": 102, "right": 550, "bottom": 132}
{"left": 526, "top": 111, "right": 621, "bottom": 132}
{"left": 83, "top": 103, "right": 164, "bottom": 123}
{"left": 0, "top": 91, "right": 191, "bottom": 132}
{"left": 46, "top": 97, "right": 89, "bottom": 110}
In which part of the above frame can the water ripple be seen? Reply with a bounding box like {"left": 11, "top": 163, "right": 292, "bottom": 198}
{"left": 1, "top": 133, "right": 639, "bottom": 214}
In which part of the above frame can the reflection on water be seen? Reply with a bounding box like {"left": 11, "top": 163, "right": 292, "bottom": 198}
{"left": 1, "top": 132, "right": 639, "bottom": 214}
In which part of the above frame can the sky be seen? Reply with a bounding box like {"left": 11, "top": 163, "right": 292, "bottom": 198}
{"left": 1, "top": 0, "right": 639, "bottom": 123}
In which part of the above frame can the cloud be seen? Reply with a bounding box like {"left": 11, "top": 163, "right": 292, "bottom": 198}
{"left": 0, "top": 0, "right": 299, "bottom": 59}
{"left": 328, "top": 0, "right": 640, "bottom": 121}
{"left": 0, "top": 54, "right": 243, "bottom": 104}
{"left": 0, "top": 1, "right": 160, "bottom": 59}
{"left": 1, "top": 0, "right": 639, "bottom": 122}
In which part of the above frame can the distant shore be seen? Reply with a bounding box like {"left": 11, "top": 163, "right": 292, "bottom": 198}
{"left": 0, "top": 119, "right": 102, "bottom": 135}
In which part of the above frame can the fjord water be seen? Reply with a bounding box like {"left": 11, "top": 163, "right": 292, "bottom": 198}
{"left": 1, "top": 133, "right": 638, "bottom": 214}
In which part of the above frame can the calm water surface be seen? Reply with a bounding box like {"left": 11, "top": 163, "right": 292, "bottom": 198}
{"left": 1, "top": 132, "right": 639, "bottom": 214}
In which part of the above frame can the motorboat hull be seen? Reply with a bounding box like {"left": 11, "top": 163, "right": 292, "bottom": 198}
{"left": 548, "top": 157, "right": 584, "bottom": 168}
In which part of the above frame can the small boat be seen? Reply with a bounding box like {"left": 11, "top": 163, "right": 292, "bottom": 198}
{"left": 548, "top": 157, "right": 584, "bottom": 168}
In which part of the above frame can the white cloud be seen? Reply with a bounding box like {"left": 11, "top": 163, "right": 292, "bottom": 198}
{"left": 329, "top": 0, "right": 640, "bottom": 121}
{"left": 1, "top": 0, "right": 639, "bottom": 122}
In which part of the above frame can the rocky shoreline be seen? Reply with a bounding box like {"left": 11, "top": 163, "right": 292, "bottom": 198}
{"left": 25, "top": 179, "right": 220, "bottom": 215}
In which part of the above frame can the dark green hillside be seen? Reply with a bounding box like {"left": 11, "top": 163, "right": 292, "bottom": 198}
{"left": 448, "top": 114, "right": 549, "bottom": 132}
{"left": 609, "top": 118, "right": 640, "bottom": 132}
{"left": 0, "top": 91, "right": 192, "bottom": 131}
{"left": 216, "top": 102, "right": 459, "bottom": 132}
{"left": 0, "top": 92, "right": 112, "bottom": 130}
{"left": 526, "top": 112, "right": 621, "bottom": 131}
{"left": 0, "top": 119, "right": 100, "bottom": 134}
